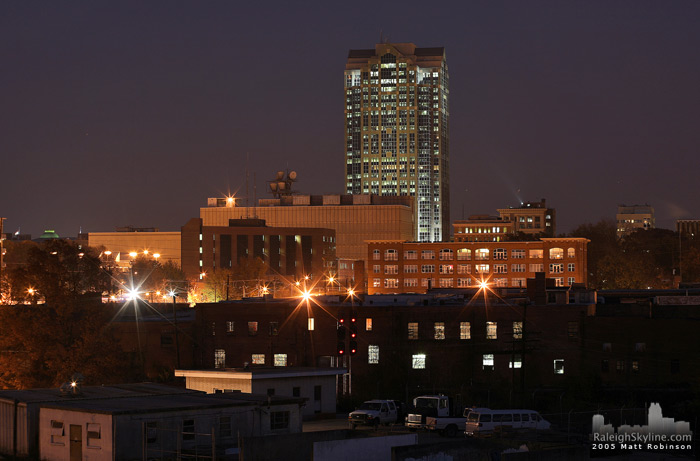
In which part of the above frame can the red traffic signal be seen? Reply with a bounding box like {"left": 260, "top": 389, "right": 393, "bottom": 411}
{"left": 349, "top": 340, "right": 357, "bottom": 355}
{"left": 337, "top": 342, "right": 345, "bottom": 355}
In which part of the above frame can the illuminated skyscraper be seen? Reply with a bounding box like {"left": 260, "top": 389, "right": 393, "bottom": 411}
{"left": 344, "top": 43, "right": 450, "bottom": 242}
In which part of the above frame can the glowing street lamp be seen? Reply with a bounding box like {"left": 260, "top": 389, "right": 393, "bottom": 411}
{"left": 129, "top": 252, "right": 138, "bottom": 258}
{"left": 153, "top": 253, "right": 161, "bottom": 260}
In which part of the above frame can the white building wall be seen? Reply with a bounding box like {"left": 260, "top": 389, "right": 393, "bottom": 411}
{"left": 39, "top": 408, "right": 113, "bottom": 461}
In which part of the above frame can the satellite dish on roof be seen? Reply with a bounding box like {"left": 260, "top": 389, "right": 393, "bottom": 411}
{"left": 268, "top": 169, "right": 298, "bottom": 198}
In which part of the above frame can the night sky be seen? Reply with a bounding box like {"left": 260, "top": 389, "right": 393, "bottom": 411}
{"left": 2, "top": 1, "right": 699, "bottom": 238}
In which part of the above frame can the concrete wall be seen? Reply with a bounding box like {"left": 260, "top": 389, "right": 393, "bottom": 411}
{"left": 313, "top": 434, "right": 417, "bottom": 461}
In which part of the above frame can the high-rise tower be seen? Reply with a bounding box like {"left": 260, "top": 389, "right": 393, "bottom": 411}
{"left": 344, "top": 43, "right": 450, "bottom": 242}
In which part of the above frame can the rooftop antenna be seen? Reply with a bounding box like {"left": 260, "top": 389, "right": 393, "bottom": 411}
{"left": 245, "top": 153, "right": 250, "bottom": 219}
{"left": 253, "top": 172, "right": 257, "bottom": 219}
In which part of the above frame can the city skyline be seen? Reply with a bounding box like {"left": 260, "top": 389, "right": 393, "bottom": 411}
{"left": 2, "top": 1, "right": 700, "bottom": 238}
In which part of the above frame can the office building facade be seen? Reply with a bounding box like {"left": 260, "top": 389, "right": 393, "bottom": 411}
{"left": 344, "top": 43, "right": 450, "bottom": 242}
{"left": 365, "top": 238, "right": 589, "bottom": 295}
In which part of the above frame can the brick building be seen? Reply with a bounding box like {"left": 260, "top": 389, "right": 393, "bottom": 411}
{"left": 189, "top": 289, "right": 700, "bottom": 411}
{"left": 365, "top": 237, "right": 588, "bottom": 295}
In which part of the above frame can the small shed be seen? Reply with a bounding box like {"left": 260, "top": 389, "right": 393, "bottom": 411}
{"left": 175, "top": 367, "right": 346, "bottom": 419}
{"left": 39, "top": 392, "right": 305, "bottom": 460}
{"left": 0, "top": 383, "right": 198, "bottom": 459}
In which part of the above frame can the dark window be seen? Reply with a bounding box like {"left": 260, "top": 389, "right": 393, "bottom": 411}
{"left": 220, "top": 416, "right": 231, "bottom": 438}
{"left": 267, "top": 388, "right": 275, "bottom": 397}
{"left": 269, "top": 321, "right": 279, "bottom": 336}
{"left": 248, "top": 322, "right": 258, "bottom": 336}
{"left": 183, "top": 419, "right": 195, "bottom": 441}
{"left": 314, "top": 385, "right": 322, "bottom": 401}
{"left": 270, "top": 411, "right": 290, "bottom": 430}
{"left": 160, "top": 331, "right": 173, "bottom": 347}
{"left": 567, "top": 321, "right": 579, "bottom": 339}
{"left": 146, "top": 421, "right": 158, "bottom": 443}
{"left": 671, "top": 359, "right": 680, "bottom": 374}
{"left": 601, "top": 359, "right": 609, "bottom": 372}
{"left": 292, "top": 387, "right": 300, "bottom": 397}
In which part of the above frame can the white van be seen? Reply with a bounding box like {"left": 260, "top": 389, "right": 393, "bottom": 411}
{"left": 464, "top": 408, "right": 551, "bottom": 436}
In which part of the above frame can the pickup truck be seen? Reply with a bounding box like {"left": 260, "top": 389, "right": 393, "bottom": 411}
{"left": 426, "top": 407, "right": 473, "bottom": 437}
{"left": 348, "top": 400, "right": 398, "bottom": 429}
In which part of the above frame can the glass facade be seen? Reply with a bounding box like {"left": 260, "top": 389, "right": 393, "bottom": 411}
{"left": 345, "top": 43, "right": 450, "bottom": 242}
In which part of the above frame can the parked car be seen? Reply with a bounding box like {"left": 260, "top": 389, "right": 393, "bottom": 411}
{"left": 349, "top": 400, "right": 398, "bottom": 429}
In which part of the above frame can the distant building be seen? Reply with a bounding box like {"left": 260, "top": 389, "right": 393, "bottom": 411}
{"left": 181, "top": 218, "right": 336, "bottom": 285}
{"left": 616, "top": 204, "right": 655, "bottom": 238}
{"left": 496, "top": 199, "right": 556, "bottom": 236}
{"left": 88, "top": 230, "right": 181, "bottom": 270}
{"left": 677, "top": 219, "right": 700, "bottom": 238}
{"left": 200, "top": 194, "right": 414, "bottom": 285}
{"left": 344, "top": 43, "right": 450, "bottom": 242}
{"left": 453, "top": 215, "right": 511, "bottom": 242}
{"left": 365, "top": 237, "right": 588, "bottom": 294}
{"left": 175, "top": 367, "right": 345, "bottom": 419}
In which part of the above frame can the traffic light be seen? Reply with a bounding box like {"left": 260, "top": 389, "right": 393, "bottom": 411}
{"left": 337, "top": 315, "right": 346, "bottom": 355}
{"left": 349, "top": 311, "right": 358, "bottom": 355}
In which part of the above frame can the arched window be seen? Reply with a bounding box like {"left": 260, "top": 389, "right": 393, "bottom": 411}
{"left": 549, "top": 248, "right": 564, "bottom": 260}
{"left": 567, "top": 248, "right": 576, "bottom": 258}
{"left": 475, "top": 249, "right": 490, "bottom": 261}
{"left": 457, "top": 248, "right": 471, "bottom": 260}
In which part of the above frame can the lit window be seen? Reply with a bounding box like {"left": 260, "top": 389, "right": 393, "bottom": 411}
{"left": 368, "top": 345, "right": 379, "bottom": 364}
{"left": 549, "top": 263, "right": 563, "bottom": 273}
{"left": 248, "top": 322, "right": 258, "bottom": 336}
{"left": 513, "top": 322, "right": 523, "bottom": 339}
{"left": 554, "top": 359, "right": 565, "bottom": 374}
{"left": 252, "top": 354, "right": 265, "bottom": 364}
{"left": 482, "top": 354, "right": 494, "bottom": 370}
{"left": 457, "top": 248, "right": 471, "bottom": 260}
{"left": 214, "top": 349, "right": 226, "bottom": 368}
{"left": 434, "top": 322, "right": 445, "bottom": 340}
{"left": 460, "top": 322, "right": 471, "bottom": 339}
{"left": 408, "top": 322, "right": 419, "bottom": 339}
{"left": 226, "top": 321, "right": 234, "bottom": 334}
{"left": 366, "top": 318, "right": 372, "bottom": 331}
{"left": 475, "top": 249, "right": 489, "bottom": 260}
{"left": 529, "top": 249, "right": 543, "bottom": 259}
{"left": 486, "top": 322, "right": 497, "bottom": 340}
{"left": 412, "top": 354, "right": 426, "bottom": 369}
{"left": 308, "top": 318, "right": 315, "bottom": 331}
{"left": 549, "top": 248, "right": 564, "bottom": 259}
{"left": 274, "top": 354, "right": 287, "bottom": 367}
{"left": 509, "top": 354, "right": 522, "bottom": 369}
{"left": 567, "top": 248, "right": 576, "bottom": 258}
